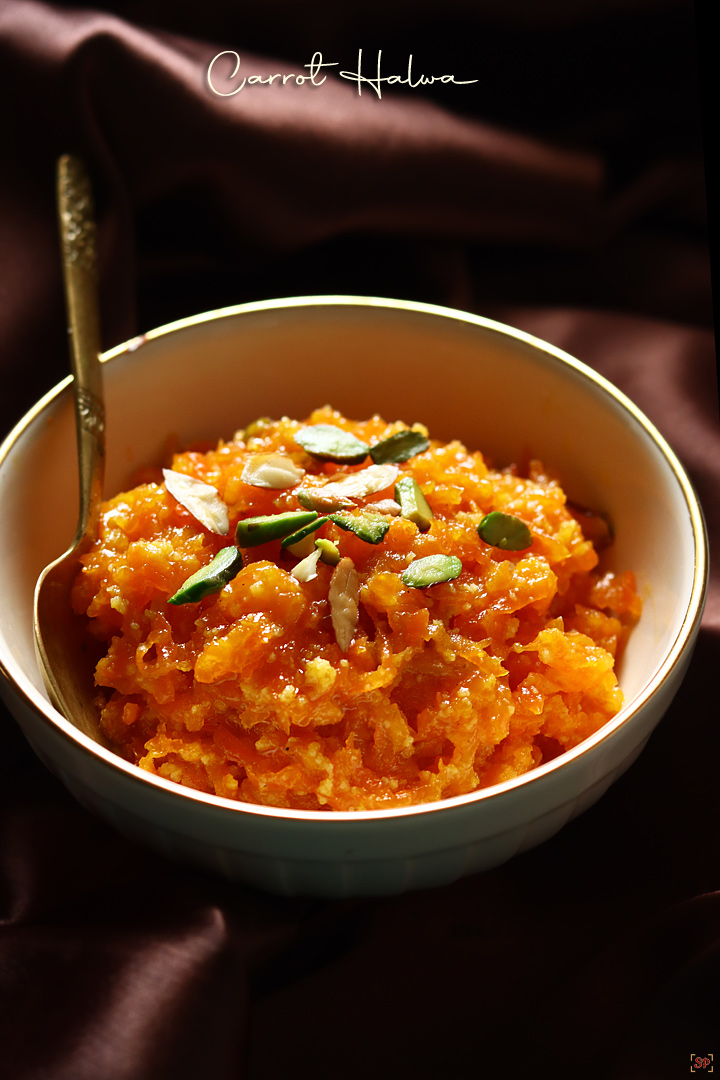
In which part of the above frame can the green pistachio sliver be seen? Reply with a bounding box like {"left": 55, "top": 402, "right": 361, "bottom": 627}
{"left": 401, "top": 554, "right": 462, "bottom": 589}
{"left": 294, "top": 424, "right": 370, "bottom": 464}
{"left": 169, "top": 546, "right": 243, "bottom": 605}
{"left": 394, "top": 476, "right": 433, "bottom": 532}
{"left": 236, "top": 510, "right": 318, "bottom": 548}
{"left": 315, "top": 538, "right": 341, "bottom": 565}
{"left": 477, "top": 511, "right": 532, "bottom": 551}
{"left": 280, "top": 515, "right": 330, "bottom": 549}
{"left": 369, "top": 430, "right": 430, "bottom": 464}
{"left": 330, "top": 511, "right": 390, "bottom": 545}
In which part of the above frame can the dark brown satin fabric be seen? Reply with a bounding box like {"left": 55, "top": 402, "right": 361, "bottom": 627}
{"left": 0, "top": 2, "right": 717, "bottom": 1078}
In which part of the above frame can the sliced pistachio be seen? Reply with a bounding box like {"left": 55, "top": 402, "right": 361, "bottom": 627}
{"left": 394, "top": 476, "right": 433, "bottom": 532}
{"left": 295, "top": 463, "right": 399, "bottom": 513}
{"left": 478, "top": 511, "right": 532, "bottom": 551}
{"left": 294, "top": 424, "right": 370, "bottom": 464}
{"left": 163, "top": 469, "right": 229, "bottom": 535}
{"left": 330, "top": 511, "right": 390, "bottom": 545}
{"left": 369, "top": 429, "right": 430, "bottom": 464}
{"left": 280, "top": 516, "right": 330, "bottom": 549}
{"left": 315, "top": 538, "right": 340, "bottom": 566}
{"left": 236, "top": 510, "right": 318, "bottom": 548}
{"left": 241, "top": 453, "right": 304, "bottom": 489}
{"left": 168, "top": 546, "right": 243, "bottom": 605}
{"left": 291, "top": 548, "right": 322, "bottom": 582}
{"left": 402, "top": 554, "right": 462, "bottom": 589}
{"left": 328, "top": 557, "right": 360, "bottom": 652}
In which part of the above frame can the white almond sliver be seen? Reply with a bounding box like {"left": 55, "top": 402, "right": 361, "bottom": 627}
{"left": 285, "top": 531, "right": 317, "bottom": 558}
{"left": 291, "top": 548, "right": 322, "bottom": 582}
{"left": 296, "top": 463, "right": 399, "bottom": 512}
{"left": 328, "top": 557, "right": 360, "bottom": 653}
{"left": 329, "top": 463, "right": 399, "bottom": 498}
{"left": 241, "top": 453, "right": 305, "bottom": 489}
{"left": 367, "top": 498, "right": 402, "bottom": 516}
{"left": 163, "top": 469, "right": 229, "bottom": 535}
{"left": 296, "top": 489, "right": 354, "bottom": 512}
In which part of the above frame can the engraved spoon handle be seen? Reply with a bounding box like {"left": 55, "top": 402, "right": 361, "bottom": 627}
{"left": 57, "top": 154, "right": 105, "bottom": 544}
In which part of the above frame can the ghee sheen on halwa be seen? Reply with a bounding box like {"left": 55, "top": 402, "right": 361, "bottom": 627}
{"left": 72, "top": 409, "right": 640, "bottom": 811}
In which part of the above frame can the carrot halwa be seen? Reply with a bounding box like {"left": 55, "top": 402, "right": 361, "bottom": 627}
{"left": 72, "top": 408, "right": 640, "bottom": 811}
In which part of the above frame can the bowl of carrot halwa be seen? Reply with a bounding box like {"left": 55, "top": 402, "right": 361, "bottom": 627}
{"left": 0, "top": 297, "right": 707, "bottom": 896}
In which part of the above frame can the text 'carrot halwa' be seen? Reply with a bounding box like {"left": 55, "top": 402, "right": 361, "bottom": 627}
{"left": 72, "top": 408, "right": 641, "bottom": 811}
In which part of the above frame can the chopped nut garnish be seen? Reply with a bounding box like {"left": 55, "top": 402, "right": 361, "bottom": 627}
{"left": 286, "top": 532, "right": 318, "bottom": 558}
{"left": 367, "top": 498, "right": 402, "bottom": 516}
{"left": 328, "top": 557, "right": 360, "bottom": 652}
{"left": 281, "top": 516, "right": 330, "bottom": 550}
{"left": 316, "top": 538, "right": 341, "bottom": 565}
{"left": 169, "top": 545, "right": 244, "bottom": 604}
{"left": 296, "top": 463, "right": 399, "bottom": 512}
{"left": 369, "top": 429, "right": 430, "bottom": 464}
{"left": 402, "top": 554, "right": 462, "bottom": 588}
{"left": 295, "top": 424, "right": 370, "bottom": 463}
{"left": 330, "top": 511, "right": 390, "bottom": 544}
{"left": 291, "top": 548, "right": 322, "bottom": 582}
{"left": 394, "top": 476, "right": 433, "bottom": 532}
{"left": 241, "top": 453, "right": 305, "bottom": 489}
{"left": 163, "top": 469, "right": 229, "bottom": 535}
{"left": 236, "top": 510, "right": 317, "bottom": 547}
{"left": 477, "top": 512, "right": 532, "bottom": 551}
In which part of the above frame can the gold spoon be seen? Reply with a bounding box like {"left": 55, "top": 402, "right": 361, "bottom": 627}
{"left": 33, "top": 155, "right": 106, "bottom": 739}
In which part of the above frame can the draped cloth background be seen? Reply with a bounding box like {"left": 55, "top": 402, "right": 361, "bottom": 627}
{"left": 0, "top": 2, "right": 717, "bottom": 1077}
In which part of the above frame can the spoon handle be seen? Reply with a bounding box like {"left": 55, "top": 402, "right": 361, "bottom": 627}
{"left": 57, "top": 154, "right": 105, "bottom": 544}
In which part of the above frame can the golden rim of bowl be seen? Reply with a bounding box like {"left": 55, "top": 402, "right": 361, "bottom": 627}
{"left": 0, "top": 295, "right": 710, "bottom": 823}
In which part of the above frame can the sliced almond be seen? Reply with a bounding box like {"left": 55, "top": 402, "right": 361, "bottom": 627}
{"left": 241, "top": 453, "right": 304, "bottom": 489}
{"left": 291, "top": 548, "right": 322, "bottom": 582}
{"left": 296, "top": 463, "right": 399, "bottom": 513}
{"left": 286, "top": 531, "right": 317, "bottom": 558}
{"left": 163, "top": 469, "right": 229, "bottom": 535}
{"left": 366, "top": 498, "right": 402, "bottom": 516}
{"left": 296, "top": 488, "right": 354, "bottom": 513}
{"left": 328, "top": 556, "right": 360, "bottom": 653}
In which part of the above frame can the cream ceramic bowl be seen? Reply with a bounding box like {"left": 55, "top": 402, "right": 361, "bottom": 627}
{"left": 0, "top": 297, "right": 707, "bottom": 896}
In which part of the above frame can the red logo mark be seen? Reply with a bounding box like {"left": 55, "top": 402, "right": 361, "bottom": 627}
{"left": 690, "top": 1054, "right": 714, "bottom": 1073}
